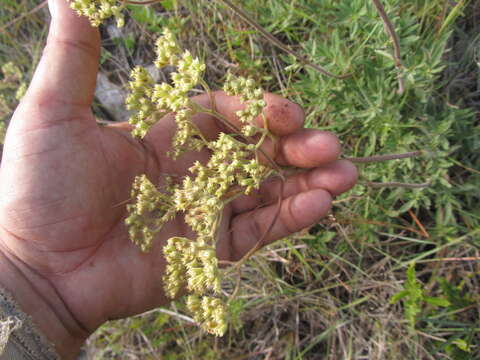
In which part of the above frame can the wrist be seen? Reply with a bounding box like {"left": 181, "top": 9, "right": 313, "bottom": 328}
{"left": 0, "top": 246, "right": 89, "bottom": 359}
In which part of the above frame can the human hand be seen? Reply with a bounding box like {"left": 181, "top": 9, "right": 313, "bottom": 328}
{"left": 0, "top": 0, "right": 357, "bottom": 358}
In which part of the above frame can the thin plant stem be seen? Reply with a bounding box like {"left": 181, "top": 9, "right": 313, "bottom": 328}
{"left": 417, "top": 257, "right": 480, "bottom": 263}
{"left": 345, "top": 150, "right": 424, "bottom": 163}
{"left": 364, "top": 181, "right": 430, "bottom": 189}
{"left": 125, "top": 0, "right": 161, "bottom": 5}
{"left": 371, "top": 0, "right": 405, "bottom": 94}
{"left": 408, "top": 209, "right": 430, "bottom": 238}
{"left": 199, "top": 79, "right": 217, "bottom": 115}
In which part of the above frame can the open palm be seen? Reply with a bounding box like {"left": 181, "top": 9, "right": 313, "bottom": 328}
{"left": 0, "top": 1, "right": 357, "bottom": 357}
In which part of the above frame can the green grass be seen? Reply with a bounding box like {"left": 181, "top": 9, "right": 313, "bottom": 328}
{"left": 1, "top": 0, "right": 479, "bottom": 359}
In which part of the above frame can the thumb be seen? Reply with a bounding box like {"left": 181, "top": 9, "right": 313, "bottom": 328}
{"left": 26, "top": 0, "right": 101, "bottom": 110}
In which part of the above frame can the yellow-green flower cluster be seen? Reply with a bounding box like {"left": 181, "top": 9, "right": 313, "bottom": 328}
{"left": 1, "top": 62, "right": 27, "bottom": 100}
{"left": 68, "top": 0, "right": 125, "bottom": 27}
{"left": 154, "top": 30, "right": 180, "bottom": 68}
{"left": 173, "top": 134, "right": 268, "bottom": 234}
{"left": 187, "top": 295, "right": 227, "bottom": 336}
{"left": 169, "top": 109, "right": 205, "bottom": 159}
{"left": 162, "top": 237, "right": 189, "bottom": 299}
{"left": 159, "top": 134, "right": 268, "bottom": 335}
{"left": 125, "top": 175, "right": 174, "bottom": 252}
{"left": 0, "top": 121, "right": 6, "bottom": 145}
{"left": 0, "top": 96, "right": 8, "bottom": 116}
{"left": 1, "top": 63, "right": 22, "bottom": 83}
{"left": 223, "top": 73, "right": 266, "bottom": 136}
{"left": 125, "top": 67, "right": 161, "bottom": 138}
{"left": 126, "top": 29, "right": 206, "bottom": 155}
{"left": 163, "top": 237, "right": 221, "bottom": 296}
{"left": 124, "top": 27, "right": 270, "bottom": 337}
{"left": 172, "top": 51, "right": 205, "bottom": 92}
{"left": 163, "top": 237, "right": 225, "bottom": 336}
{"left": 15, "top": 83, "right": 27, "bottom": 101}
{"left": 126, "top": 127, "right": 268, "bottom": 336}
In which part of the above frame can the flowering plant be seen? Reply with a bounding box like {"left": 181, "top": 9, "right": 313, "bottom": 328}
{"left": 123, "top": 27, "right": 277, "bottom": 335}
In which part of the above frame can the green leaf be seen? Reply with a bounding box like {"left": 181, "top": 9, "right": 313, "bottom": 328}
{"left": 390, "top": 289, "right": 409, "bottom": 304}
{"left": 452, "top": 339, "right": 471, "bottom": 353}
{"left": 439, "top": 1, "right": 466, "bottom": 35}
{"left": 424, "top": 296, "right": 451, "bottom": 307}
{"left": 161, "top": 0, "right": 177, "bottom": 11}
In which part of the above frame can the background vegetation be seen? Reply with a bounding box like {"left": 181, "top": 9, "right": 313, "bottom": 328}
{"left": 1, "top": 0, "right": 479, "bottom": 359}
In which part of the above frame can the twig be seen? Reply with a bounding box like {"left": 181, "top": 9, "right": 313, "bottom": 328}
{"left": 345, "top": 150, "right": 424, "bottom": 163}
{"left": 125, "top": 0, "right": 162, "bottom": 4}
{"left": 417, "top": 257, "right": 480, "bottom": 263}
{"left": 218, "top": 0, "right": 348, "bottom": 79}
{"left": 371, "top": 0, "right": 405, "bottom": 94}
{"left": 451, "top": 159, "right": 480, "bottom": 175}
{"left": 364, "top": 181, "right": 430, "bottom": 189}
{"left": 408, "top": 209, "right": 430, "bottom": 238}
{"left": 155, "top": 308, "right": 196, "bottom": 324}
{"left": 416, "top": 330, "right": 446, "bottom": 342}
